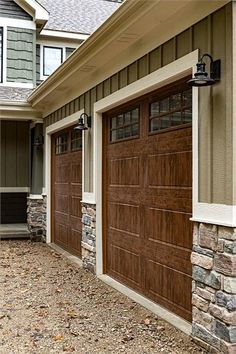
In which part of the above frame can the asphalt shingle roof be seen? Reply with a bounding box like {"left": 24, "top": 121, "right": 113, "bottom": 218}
{"left": 0, "top": 87, "right": 33, "bottom": 102}
{"left": 37, "top": 0, "right": 121, "bottom": 34}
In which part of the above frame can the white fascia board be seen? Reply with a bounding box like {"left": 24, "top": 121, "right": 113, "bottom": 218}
{"left": 0, "top": 101, "right": 42, "bottom": 120}
{"left": 14, "top": 0, "right": 49, "bottom": 22}
{"left": 40, "top": 30, "right": 89, "bottom": 41}
{"left": 0, "top": 17, "right": 36, "bottom": 30}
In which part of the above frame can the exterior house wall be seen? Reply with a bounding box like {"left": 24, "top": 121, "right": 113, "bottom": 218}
{"left": 0, "top": 0, "right": 32, "bottom": 20}
{"left": 44, "top": 3, "right": 233, "bottom": 206}
{"left": 7, "top": 27, "right": 35, "bottom": 84}
{"left": 0, "top": 120, "right": 30, "bottom": 188}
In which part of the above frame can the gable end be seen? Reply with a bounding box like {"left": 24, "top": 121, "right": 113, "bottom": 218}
{"left": 0, "top": 0, "right": 32, "bottom": 20}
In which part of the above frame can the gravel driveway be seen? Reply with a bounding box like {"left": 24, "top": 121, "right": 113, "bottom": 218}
{"left": 0, "top": 240, "right": 206, "bottom": 354}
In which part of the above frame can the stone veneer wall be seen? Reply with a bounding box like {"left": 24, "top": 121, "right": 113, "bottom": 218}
{"left": 81, "top": 203, "right": 96, "bottom": 273}
{"left": 191, "top": 223, "right": 236, "bottom": 354}
{"left": 27, "top": 196, "right": 47, "bottom": 242}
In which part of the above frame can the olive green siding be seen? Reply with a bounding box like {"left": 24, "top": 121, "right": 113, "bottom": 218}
{"left": 44, "top": 3, "right": 233, "bottom": 205}
{"left": 0, "top": 121, "right": 30, "bottom": 188}
{"left": 0, "top": 0, "right": 32, "bottom": 20}
{"left": 36, "top": 44, "right": 42, "bottom": 86}
{"left": 7, "top": 27, "right": 34, "bottom": 83}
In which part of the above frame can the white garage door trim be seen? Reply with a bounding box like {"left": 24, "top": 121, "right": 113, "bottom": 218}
{"left": 45, "top": 109, "right": 84, "bottom": 244}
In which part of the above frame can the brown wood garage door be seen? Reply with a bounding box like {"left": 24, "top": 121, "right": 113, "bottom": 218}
{"left": 52, "top": 126, "right": 82, "bottom": 257}
{"left": 103, "top": 78, "right": 193, "bottom": 322}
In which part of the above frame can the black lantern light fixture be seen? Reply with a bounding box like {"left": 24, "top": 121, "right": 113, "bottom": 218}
{"left": 33, "top": 134, "right": 44, "bottom": 149}
{"left": 188, "top": 54, "right": 221, "bottom": 87}
{"left": 74, "top": 112, "right": 92, "bottom": 130}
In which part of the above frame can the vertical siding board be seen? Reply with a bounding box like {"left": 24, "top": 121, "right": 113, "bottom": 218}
{"left": 111, "top": 74, "right": 118, "bottom": 93}
{"left": 225, "top": 3, "right": 233, "bottom": 204}
{"left": 149, "top": 47, "right": 162, "bottom": 73}
{"left": 176, "top": 29, "right": 191, "bottom": 59}
{"left": 138, "top": 55, "right": 148, "bottom": 79}
{"left": 74, "top": 98, "right": 79, "bottom": 113}
{"left": 5, "top": 122, "right": 17, "bottom": 187}
{"left": 97, "top": 83, "right": 104, "bottom": 101}
{"left": 193, "top": 16, "right": 212, "bottom": 203}
{"left": 85, "top": 91, "right": 90, "bottom": 115}
{"left": 211, "top": 7, "right": 228, "bottom": 204}
{"left": 79, "top": 94, "right": 85, "bottom": 110}
{"left": 162, "top": 38, "right": 175, "bottom": 66}
{"left": 128, "top": 62, "right": 137, "bottom": 84}
{"left": 1, "top": 121, "right": 6, "bottom": 187}
{"left": 16, "top": 122, "right": 29, "bottom": 187}
{"left": 104, "top": 78, "right": 111, "bottom": 97}
{"left": 119, "top": 67, "right": 128, "bottom": 89}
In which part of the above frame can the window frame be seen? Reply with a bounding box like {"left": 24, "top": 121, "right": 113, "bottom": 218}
{"left": 43, "top": 45, "right": 63, "bottom": 77}
{"left": 39, "top": 42, "right": 76, "bottom": 80}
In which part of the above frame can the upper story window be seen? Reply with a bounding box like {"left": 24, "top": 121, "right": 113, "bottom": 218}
{"left": 0, "top": 27, "right": 3, "bottom": 83}
{"left": 43, "top": 46, "right": 63, "bottom": 76}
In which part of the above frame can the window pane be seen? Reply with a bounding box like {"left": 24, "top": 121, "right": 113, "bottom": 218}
{"left": 150, "top": 118, "right": 159, "bottom": 132}
{"left": 183, "top": 89, "right": 192, "bottom": 106}
{"left": 0, "top": 27, "right": 3, "bottom": 83}
{"left": 183, "top": 109, "right": 192, "bottom": 123}
{"left": 160, "top": 98, "right": 169, "bottom": 113}
{"left": 172, "top": 112, "right": 182, "bottom": 126}
{"left": 170, "top": 93, "right": 181, "bottom": 110}
{"left": 117, "top": 114, "right": 123, "bottom": 127}
{"left": 111, "top": 117, "right": 117, "bottom": 129}
{"left": 131, "top": 124, "right": 139, "bottom": 136}
{"left": 117, "top": 128, "right": 124, "bottom": 139}
{"left": 150, "top": 102, "right": 159, "bottom": 117}
{"left": 124, "top": 126, "right": 131, "bottom": 138}
{"left": 124, "top": 112, "right": 131, "bottom": 125}
{"left": 131, "top": 108, "right": 139, "bottom": 123}
{"left": 44, "top": 47, "right": 63, "bottom": 76}
{"left": 160, "top": 115, "right": 170, "bottom": 129}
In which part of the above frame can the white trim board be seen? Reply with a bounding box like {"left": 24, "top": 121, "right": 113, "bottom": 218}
{"left": 99, "top": 275, "right": 191, "bottom": 335}
{"left": 93, "top": 50, "right": 199, "bottom": 276}
{"left": 0, "top": 187, "right": 29, "bottom": 193}
{"left": 0, "top": 17, "right": 36, "bottom": 30}
{"left": 45, "top": 110, "right": 84, "bottom": 243}
{"left": 40, "top": 30, "right": 89, "bottom": 41}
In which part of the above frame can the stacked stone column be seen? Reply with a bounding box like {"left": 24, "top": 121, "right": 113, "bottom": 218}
{"left": 81, "top": 203, "right": 96, "bottom": 273}
{"left": 27, "top": 195, "right": 47, "bottom": 242}
{"left": 191, "top": 223, "right": 236, "bottom": 353}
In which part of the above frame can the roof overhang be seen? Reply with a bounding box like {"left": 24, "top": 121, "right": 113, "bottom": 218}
{"left": 0, "top": 101, "right": 42, "bottom": 121}
{"left": 28, "top": 0, "right": 231, "bottom": 116}
{"left": 14, "top": 0, "right": 49, "bottom": 31}
{"left": 39, "top": 29, "right": 90, "bottom": 42}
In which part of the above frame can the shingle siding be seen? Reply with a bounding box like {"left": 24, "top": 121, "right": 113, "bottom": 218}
{"left": 0, "top": 0, "right": 32, "bottom": 20}
{"left": 7, "top": 27, "right": 34, "bottom": 83}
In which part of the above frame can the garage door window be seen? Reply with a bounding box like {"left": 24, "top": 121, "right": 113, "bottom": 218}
{"left": 149, "top": 88, "right": 192, "bottom": 132}
{"left": 71, "top": 130, "right": 82, "bottom": 151}
{"left": 55, "top": 133, "right": 68, "bottom": 154}
{"left": 110, "top": 107, "right": 139, "bottom": 142}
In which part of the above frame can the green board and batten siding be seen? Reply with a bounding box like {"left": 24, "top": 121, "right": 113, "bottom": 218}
{"left": 7, "top": 27, "right": 35, "bottom": 84}
{"left": 0, "top": 121, "right": 30, "bottom": 188}
{"left": 44, "top": 3, "right": 232, "bottom": 205}
{"left": 0, "top": 0, "right": 32, "bottom": 20}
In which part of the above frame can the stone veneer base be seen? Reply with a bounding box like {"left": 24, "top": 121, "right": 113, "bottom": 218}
{"left": 27, "top": 195, "right": 47, "bottom": 242}
{"left": 81, "top": 203, "right": 96, "bottom": 273}
{"left": 191, "top": 222, "right": 236, "bottom": 354}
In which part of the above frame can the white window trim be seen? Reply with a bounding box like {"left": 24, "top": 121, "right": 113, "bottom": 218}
{"left": 0, "top": 17, "right": 36, "bottom": 30}
{"left": 39, "top": 42, "right": 76, "bottom": 81}
{"left": 45, "top": 110, "right": 84, "bottom": 244}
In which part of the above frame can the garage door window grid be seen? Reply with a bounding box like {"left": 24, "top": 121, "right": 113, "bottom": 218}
{"left": 149, "top": 88, "right": 192, "bottom": 132}
{"left": 55, "top": 133, "right": 68, "bottom": 154}
{"left": 71, "top": 130, "right": 82, "bottom": 151}
{"left": 110, "top": 107, "right": 139, "bottom": 142}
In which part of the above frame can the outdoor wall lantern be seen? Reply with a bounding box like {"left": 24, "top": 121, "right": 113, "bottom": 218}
{"left": 74, "top": 112, "right": 92, "bottom": 130}
{"left": 33, "top": 134, "right": 44, "bottom": 149}
{"left": 188, "top": 54, "right": 221, "bottom": 87}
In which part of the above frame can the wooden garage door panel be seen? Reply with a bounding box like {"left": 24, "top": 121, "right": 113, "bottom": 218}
{"left": 144, "top": 208, "right": 192, "bottom": 249}
{"left": 109, "top": 157, "right": 140, "bottom": 186}
{"left": 110, "top": 245, "right": 141, "bottom": 287}
{"left": 147, "top": 151, "right": 192, "bottom": 187}
{"left": 109, "top": 202, "right": 140, "bottom": 236}
{"left": 145, "top": 260, "right": 192, "bottom": 319}
{"left": 52, "top": 126, "right": 82, "bottom": 258}
{"left": 104, "top": 78, "right": 193, "bottom": 322}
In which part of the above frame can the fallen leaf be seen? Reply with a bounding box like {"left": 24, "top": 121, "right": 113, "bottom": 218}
{"left": 53, "top": 334, "right": 64, "bottom": 342}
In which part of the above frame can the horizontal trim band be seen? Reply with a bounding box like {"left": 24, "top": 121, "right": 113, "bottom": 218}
{"left": 0, "top": 187, "right": 29, "bottom": 193}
